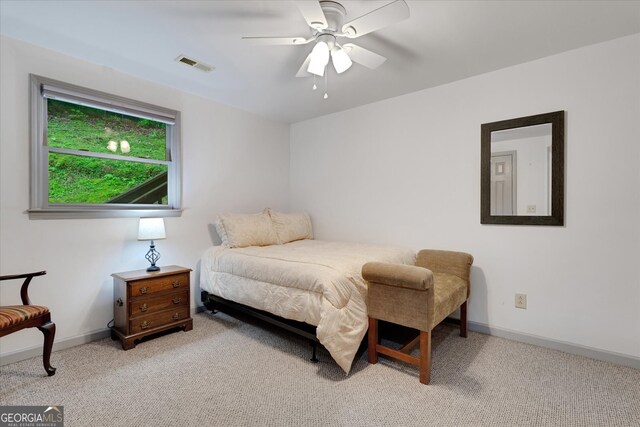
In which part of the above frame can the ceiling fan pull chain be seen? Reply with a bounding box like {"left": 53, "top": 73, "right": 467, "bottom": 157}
{"left": 324, "top": 69, "right": 329, "bottom": 99}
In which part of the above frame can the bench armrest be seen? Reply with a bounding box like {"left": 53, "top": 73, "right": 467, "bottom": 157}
{"left": 362, "top": 262, "right": 433, "bottom": 291}
{"left": 416, "top": 250, "right": 473, "bottom": 281}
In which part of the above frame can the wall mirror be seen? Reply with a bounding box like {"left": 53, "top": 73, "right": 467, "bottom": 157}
{"left": 481, "top": 111, "right": 564, "bottom": 225}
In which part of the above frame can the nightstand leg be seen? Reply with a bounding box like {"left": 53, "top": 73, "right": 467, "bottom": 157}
{"left": 121, "top": 338, "right": 136, "bottom": 350}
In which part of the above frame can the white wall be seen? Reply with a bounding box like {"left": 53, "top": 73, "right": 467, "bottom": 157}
{"left": 0, "top": 37, "right": 290, "bottom": 358}
{"left": 291, "top": 34, "right": 640, "bottom": 358}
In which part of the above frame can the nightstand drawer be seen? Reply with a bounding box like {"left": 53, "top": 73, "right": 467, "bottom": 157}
{"left": 129, "top": 306, "right": 190, "bottom": 334}
{"left": 129, "top": 273, "right": 189, "bottom": 298}
{"left": 129, "top": 290, "right": 188, "bottom": 317}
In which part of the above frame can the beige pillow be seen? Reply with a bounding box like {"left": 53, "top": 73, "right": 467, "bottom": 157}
{"left": 268, "top": 209, "right": 313, "bottom": 244}
{"left": 214, "top": 211, "right": 279, "bottom": 248}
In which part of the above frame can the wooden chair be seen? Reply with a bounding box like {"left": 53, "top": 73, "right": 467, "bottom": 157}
{"left": 0, "top": 271, "right": 56, "bottom": 376}
{"left": 363, "top": 249, "right": 473, "bottom": 384}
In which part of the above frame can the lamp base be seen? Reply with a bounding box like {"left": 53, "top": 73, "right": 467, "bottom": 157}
{"left": 145, "top": 240, "right": 161, "bottom": 272}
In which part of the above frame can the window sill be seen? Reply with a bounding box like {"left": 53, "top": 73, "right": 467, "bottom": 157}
{"left": 28, "top": 208, "right": 183, "bottom": 220}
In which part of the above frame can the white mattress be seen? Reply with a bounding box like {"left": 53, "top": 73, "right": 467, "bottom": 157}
{"left": 199, "top": 239, "right": 415, "bottom": 373}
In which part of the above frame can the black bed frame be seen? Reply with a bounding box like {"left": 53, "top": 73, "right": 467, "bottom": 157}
{"left": 201, "top": 290, "right": 464, "bottom": 367}
{"left": 201, "top": 291, "right": 321, "bottom": 362}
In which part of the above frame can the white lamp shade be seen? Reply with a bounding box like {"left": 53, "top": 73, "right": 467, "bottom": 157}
{"left": 138, "top": 218, "right": 166, "bottom": 240}
{"left": 331, "top": 46, "right": 352, "bottom": 74}
{"left": 307, "top": 41, "right": 330, "bottom": 76}
{"left": 307, "top": 59, "right": 325, "bottom": 76}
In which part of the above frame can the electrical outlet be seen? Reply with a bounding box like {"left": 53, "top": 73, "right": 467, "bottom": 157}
{"left": 515, "top": 293, "right": 527, "bottom": 309}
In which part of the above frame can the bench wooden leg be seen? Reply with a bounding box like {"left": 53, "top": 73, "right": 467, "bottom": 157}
{"left": 419, "top": 330, "right": 431, "bottom": 384}
{"left": 368, "top": 317, "right": 378, "bottom": 364}
{"left": 37, "top": 322, "right": 56, "bottom": 376}
{"left": 460, "top": 300, "right": 468, "bottom": 338}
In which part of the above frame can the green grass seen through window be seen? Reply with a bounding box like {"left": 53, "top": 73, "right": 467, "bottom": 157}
{"left": 47, "top": 100, "right": 168, "bottom": 204}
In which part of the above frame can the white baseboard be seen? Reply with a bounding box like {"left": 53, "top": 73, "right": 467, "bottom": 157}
{"left": 2, "top": 307, "right": 638, "bottom": 370}
{"left": 0, "top": 306, "right": 207, "bottom": 367}
{"left": 0, "top": 328, "right": 111, "bottom": 366}
{"left": 468, "top": 320, "right": 640, "bottom": 369}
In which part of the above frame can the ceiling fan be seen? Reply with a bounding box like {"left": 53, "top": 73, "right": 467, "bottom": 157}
{"left": 242, "top": 0, "right": 410, "bottom": 78}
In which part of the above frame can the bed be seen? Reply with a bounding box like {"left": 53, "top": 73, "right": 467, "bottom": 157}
{"left": 199, "top": 215, "right": 415, "bottom": 373}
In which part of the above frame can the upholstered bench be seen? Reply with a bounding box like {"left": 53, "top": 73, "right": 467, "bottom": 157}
{"left": 363, "top": 249, "right": 473, "bottom": 384}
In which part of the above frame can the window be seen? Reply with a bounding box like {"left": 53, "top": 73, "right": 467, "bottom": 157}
{"left": 29, "top": 75, "right": 182, "bottom": 219}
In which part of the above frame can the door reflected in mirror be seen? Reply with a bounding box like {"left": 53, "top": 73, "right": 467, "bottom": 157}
{"left": 481, "top": 111, "right": 564, "bottom": 226}
{"left": 490, "top": 123, "right": 552, "bottom": 216}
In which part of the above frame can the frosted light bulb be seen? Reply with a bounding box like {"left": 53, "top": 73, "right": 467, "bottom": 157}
{"left": 331, "top": 46, "right": 353, "bottom": 74}
{"left": 307, "top": 41, "right": 329, "bottom": 76}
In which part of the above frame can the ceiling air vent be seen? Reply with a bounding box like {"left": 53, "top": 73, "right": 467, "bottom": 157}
{"left": 175, "top": 55, "right": 214, "bottom": 73}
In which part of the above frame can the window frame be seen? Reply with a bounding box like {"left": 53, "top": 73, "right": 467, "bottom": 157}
{"left": 29, "top": 75, "right": 182, "bottom": 219}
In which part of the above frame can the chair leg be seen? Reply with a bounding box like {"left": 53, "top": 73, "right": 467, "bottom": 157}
{"left": 368, "top": 317, "right": 378, "bottom": 364}
{"left": 460, "top": 300, "right": 468, "bottom": 338}
{"left": 419, "top": 330, "right": 432, "bottom": 384}
{"left": 37, "top": 322, "right": 56, "bottom": 376}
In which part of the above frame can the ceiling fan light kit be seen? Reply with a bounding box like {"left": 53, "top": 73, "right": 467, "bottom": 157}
{"left": 242, "top": 0, "right": 410, "bottom": 99}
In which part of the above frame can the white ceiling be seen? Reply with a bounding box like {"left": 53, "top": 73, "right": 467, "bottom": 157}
{"left": 1, "top": 1, "right": 639, "bottom": 123}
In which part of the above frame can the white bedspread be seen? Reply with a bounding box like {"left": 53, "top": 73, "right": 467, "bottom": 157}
{"left": 199, "top": 239, "right": 415, "bottom": 373}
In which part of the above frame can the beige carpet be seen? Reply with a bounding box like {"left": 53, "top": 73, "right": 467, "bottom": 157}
{"left": 1, "top": 311, "right": 638, "bottom": 426}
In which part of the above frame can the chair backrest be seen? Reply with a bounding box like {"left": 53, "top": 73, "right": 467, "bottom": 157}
{"left": 0, "top": 271, "right": 47, "bottom": 306}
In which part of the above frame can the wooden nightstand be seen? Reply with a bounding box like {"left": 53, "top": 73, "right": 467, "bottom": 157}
{"left": 111, "top": 265, "right": 192, "bottom": 350}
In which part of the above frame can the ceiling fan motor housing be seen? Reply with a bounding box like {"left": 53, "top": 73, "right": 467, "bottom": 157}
{"left": 319, "top": 1, "right": 347, "bottom": 33}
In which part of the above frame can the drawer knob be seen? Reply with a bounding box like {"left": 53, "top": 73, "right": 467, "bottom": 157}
{"left": 172, "top": 297, "right": 181, "bottom": 304}
{"left": 172, "top": 281, "right": 180, "bottom": 288}
{"left": 140, "top": 303, "right": 148, "bottom": 312}
{"left": 140, "top": 321, "right": 150, "bottom": 330}
{"left": 172, "top": 312, "right": 181, "bottom": 320}
{"left": 139, "top": 286, "right": 149, "bottom": 294}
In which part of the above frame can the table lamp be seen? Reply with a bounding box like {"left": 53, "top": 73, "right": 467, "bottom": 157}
{"left": 138, "top": 218, "right": 166, "bottom": 271}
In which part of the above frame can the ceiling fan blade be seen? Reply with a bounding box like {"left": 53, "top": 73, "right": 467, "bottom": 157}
{"left": 342, "top": 44, "right": 387, "bottom": 69}
{"left": 341, "top": 0, "right": 410, "bottom": 38}
{"left": 296, "top": 53, "right": 313, "bottom": 77}
{"left": 242, "top": 36, "right": 311, "bottom": 45}
{"left": 296, "top": 1, "right": 328, "bottom": 30}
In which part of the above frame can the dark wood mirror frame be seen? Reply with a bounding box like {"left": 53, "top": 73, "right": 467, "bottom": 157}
{"left": 481, "top": 110, "right": 565, "bottom": 226}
